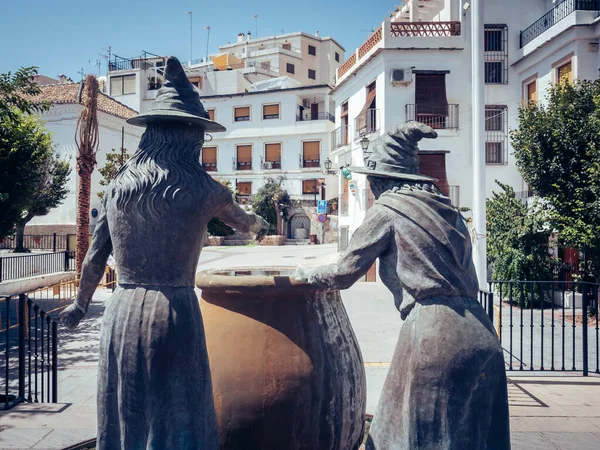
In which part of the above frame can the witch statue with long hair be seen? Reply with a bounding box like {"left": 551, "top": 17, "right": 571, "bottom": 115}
{"left": 296, "top": 122, "right": 511, "bottom": 449}
{"left": 60, "top": 57, "right": 269, "bottom": 449}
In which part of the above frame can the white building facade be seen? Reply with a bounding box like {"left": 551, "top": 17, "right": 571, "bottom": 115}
{"left": 332, "top": 0, "right": 600, "bottom": 248}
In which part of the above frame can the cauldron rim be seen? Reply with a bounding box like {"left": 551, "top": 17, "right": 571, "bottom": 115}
{"left": 195, "top": 266, "right": 332, "bottom": 296}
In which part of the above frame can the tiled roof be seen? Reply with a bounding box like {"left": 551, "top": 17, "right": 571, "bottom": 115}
{"left": 28, "top": 82, "right": 138, "bottom": 119}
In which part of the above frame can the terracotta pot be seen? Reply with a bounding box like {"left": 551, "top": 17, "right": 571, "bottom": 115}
{"left": 196, "top": 267, "right": 366, "bottom": 450}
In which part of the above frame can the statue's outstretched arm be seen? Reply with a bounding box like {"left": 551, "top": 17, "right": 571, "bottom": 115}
{"left": 296, "top": 206, "right": 392, "bottom": 290}
{"left": 216, "top": 198, "right": 269, "bottom": 239}
{"left": 60, "top": 203, "right": 112, "bottom": 328}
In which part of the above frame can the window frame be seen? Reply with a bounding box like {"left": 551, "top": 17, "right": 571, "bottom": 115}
{"left": 262, "top": 103, "right": 281, "bottom": 120}
{"left": 206, "top": 108, "right": 216, "bottom": 121}
{"left": 201, "top": 145, "right": 218, "bottom": 172}
{"left": 301, "top": 140, "right": 321, "bottom": 168}
{"left": 552, "top": 53, "right": 575, "bottom": 85}
{"left": 236, "top": 181, "right": 252, "bottom": 196}
{"left": 302, "top": 179, "right": 319, "bottom": 194}
{"left": 233, "top": 105, "right": 251, "bottom": 122}
{"left": 286, "top": 63, "right": 295, "bottom": 74}
{"left": 484, "top": 24, "right": 508, "bottom": 85}
{"left": 484, "top": 105, "right": 508, "bottom": 165}
{"left": 308, "top": 69, "right": 316, "bottom": 80}
{"left": 110, "top": 74, "right": 136, "bottom": 96}
{"left": 235, "top": 144, "right": 253, "bottom": 171}
{"left": 335, "top": 52, "right": 340, "bottom": 62}
{"left": 308, "top": 44, "right": 317, "bottom": 56}
{"left": 264, "top": 142, "right": 282, "bottom": 169}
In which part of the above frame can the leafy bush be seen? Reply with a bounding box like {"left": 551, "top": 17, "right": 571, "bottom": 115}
{"left": 252, "top": 177, "right": 291, "bottom": 235}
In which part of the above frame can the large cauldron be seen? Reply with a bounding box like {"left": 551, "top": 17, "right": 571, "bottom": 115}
{"left": 196, "top": 267, "right": 366, "bottom": 450}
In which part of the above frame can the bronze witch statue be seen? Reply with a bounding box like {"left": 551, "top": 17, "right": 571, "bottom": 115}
{"left": 60, "top": 57, "right": 269, "bottom": 450}
{"left": 296, "top": 122, "right": 510, "bottom": 449}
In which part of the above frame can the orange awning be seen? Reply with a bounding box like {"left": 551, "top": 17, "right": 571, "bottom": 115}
{"left": 211, "top": 53, "right": 243, "bottom": 71}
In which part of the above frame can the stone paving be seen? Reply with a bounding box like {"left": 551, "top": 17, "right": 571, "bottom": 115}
{"left": 1, "top": 245, "right": 600, "bottom": 449}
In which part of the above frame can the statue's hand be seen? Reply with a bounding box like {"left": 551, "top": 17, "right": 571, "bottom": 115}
{"left": 59, "top": 303, "right": 85, "bottom": 329}
{"left": 255, "top": 217, "right": 270, "bottom": 242}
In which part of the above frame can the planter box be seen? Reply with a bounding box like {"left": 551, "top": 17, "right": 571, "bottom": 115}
{"left": 205, "top": 236, "right": 225, "bottom": 246}
{"left": 258, "top": 235, "right": 287, "bottom": 246}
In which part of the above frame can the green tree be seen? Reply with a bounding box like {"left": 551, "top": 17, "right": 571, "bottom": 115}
{"left": 487, "top": 181, "right": 556, "bottom": 306}
{"left": 511, "top": 79, "right": 600, "bottom": 280}
{"left": 253, "top": 177, "right": 291, "bottom": 235}
{"left": 97, "top": 148, "right": 131, "bottom": 200}
{"left": 14, "top": 152, "right": 70, "bottom": 252}
{"left": 0, "top": 66, "right": 50, "bottom": 119}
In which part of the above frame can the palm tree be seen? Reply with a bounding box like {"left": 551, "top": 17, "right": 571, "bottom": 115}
{"left": 74, "top": 75, "right": 99, "bottom": 272}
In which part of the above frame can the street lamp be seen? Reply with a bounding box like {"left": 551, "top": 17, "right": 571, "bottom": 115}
{"left": 360, "top": 135, "right": 370, "bottom": 154}
{"left": 323, "top": 157, "right": 333, "bottom": 174}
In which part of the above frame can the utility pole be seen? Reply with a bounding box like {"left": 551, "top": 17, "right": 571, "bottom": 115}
{"left": 251, "top": 14, "right": 258, "bottom": 38}
{"left": 186, "top": 11, "right": 193, "bottom": 65}
{"left": 204, "top": 25, "right": 211, "bottom": 62}
{"left": 471, "top": 0, "right": 487, "bottom": 289}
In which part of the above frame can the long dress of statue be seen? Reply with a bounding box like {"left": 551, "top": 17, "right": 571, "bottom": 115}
{"left": 60, "top": 57, "right": 269, "bottom": 450}
{"left": 297, "top": 122, "right": 511, "bottom": 450}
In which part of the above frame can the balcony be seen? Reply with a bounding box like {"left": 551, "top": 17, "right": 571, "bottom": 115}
{"left": 262, "top": 161, "right": 281, "bottom": 170}
{"left": 520, "top": 0, "right": 600, "bottom": 48}
{"left": 354, "top": 109, "right": 379, "bottom": 139}
{"left": 296, "top": 111, "right": 335, "bottom": 122}
{"left": 390, "top": 21, "right": 461, "bottom": 37}
{"left": 301, "top": 159, "right": 321, "bottom": 169}
{"left": 202, "top": 163, "right": 217, "bottom": 172}
{"left": 234, "top": 161, "right": 252, "bottom": 171}
{"left": 332, "top": 125, "right": 349, "bottom": 149}
{"left": 406, "top": 104, "right": 459, "bottom": 129}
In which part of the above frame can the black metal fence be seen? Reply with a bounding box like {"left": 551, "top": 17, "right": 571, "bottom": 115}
{"left": 520, "top": 0, "right": 600, "bottom": 47}
{"left": 1, "top": 294, "right": 58, "bottom": 409}
{"left": 0, "top": 251, "right": 75, "bottom": 283}
{"left": 0, "top": 234, "right": 68, "bottom": 251}
{"left": 484, "top": 281, "right": 600, "bottom": 376}
{"left": 405, "top": 104, "right": 459, "bottom": 129}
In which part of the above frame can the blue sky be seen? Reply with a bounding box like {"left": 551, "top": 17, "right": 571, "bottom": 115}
{"left": 0, "top": 0, "right": 398, "bottom": 80}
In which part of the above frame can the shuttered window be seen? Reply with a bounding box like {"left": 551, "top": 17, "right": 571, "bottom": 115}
{"left": 302, "top": 141, "right": 320, "bottom": 167}
{"left": 189, "top": 76, "right": 203, "bottom": 89}
{"left": 265, "top": 143, "right": 281, "bottom": 162}
{"left": 286, "top": 63, "right": 295, "bottom": 74}
{"left": 237, "top": 145, "right": 252, "bottom": 162}
{"left": 263, "top": 104, "right": 280, "bottom": 119}
{"left": 110, "top": 74, "right": 136, "bottom": 96}
{"left": 357, "top": 82, "right": 376, "bottom": 132}
{"left": 302, "top": 179, "right": 318, "bottom": 194}
{"left": 415, "top": 74, "right": 448, "bottom": 115}
{"left": 207, "top": 109, "right": 215, "bottom": 121}
{"left": 418, "top": 153, "right": 449, "bottom": 196}
{"left": 557, "top": 61, "right": 573, "bottom": 84}
{"left": 234, "top": 106, "right": 250, "bottom": 121}
{"left": 202, "top": 146, "right": 217, "bottom": 171}
{"left": 237, "top": 182, "right": 252, "bottom": 195}
{"left": 308, "top": 69, "right": 316, "bottom": 80}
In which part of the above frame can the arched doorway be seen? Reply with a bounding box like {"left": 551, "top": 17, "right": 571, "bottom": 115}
{"left": 288, "top": 214, "right": 311, "bottom": 240}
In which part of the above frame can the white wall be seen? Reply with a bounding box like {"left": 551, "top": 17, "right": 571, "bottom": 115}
{"left": 28, "top": 105, "right": 142, "bottom": 228}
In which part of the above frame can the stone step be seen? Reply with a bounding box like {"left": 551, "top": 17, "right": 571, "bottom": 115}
{"left": 284, "top": 239, "right": 311, "bottom": 246}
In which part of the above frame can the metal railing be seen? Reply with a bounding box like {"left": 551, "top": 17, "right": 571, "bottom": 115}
{"left": 300, "top": 158, "right": 321, "bottom": 169}
{"left": 2, "top": 294, "right": 58, "bottom": 409}
{"left": 108, "top": 51, "right": 166, "bottom": 72}
{"left": 485, "top": 280, "right": 600, "bottom": 376}
{"left": 390, "top": 21, "right": 461, "bottom": 37}
{"left": 354, "top": 109, "right": 379, "bottom": 139}
{"left": 202, "top": 163, "right": 217, "bottom": 172}
{"left": 405, "top": 104, "right": 459, "bottom": 129}
{"left": 332, "top": 125, "right": 349, "bottom": 149}
{"left": 0, "top": 252, "right": 75, "bottom": 283}
{"left": 234, "top": 161, "right": 253, "bottom": 171}
{"left": 296, "top": 112, "right": 335, "bottom": 122}
{"left": 520, "top": 0, "right": 600, "bottom": 47}
{"left": 0, "top": 234, "right": 68, "bottom": 251}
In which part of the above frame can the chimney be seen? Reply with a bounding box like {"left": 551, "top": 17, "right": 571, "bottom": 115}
{"left": 247, "top": 31, "right": 252, "bottom": 41}
{"left": 315, "top": 30, "right": 319, "bottom": 37}
{"left": 237, "top": 32, "right": 245, "bottom": 43}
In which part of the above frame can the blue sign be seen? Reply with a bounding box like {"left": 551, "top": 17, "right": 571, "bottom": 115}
{"left": 317, "top": 200, "right": 327, "bottom": 214}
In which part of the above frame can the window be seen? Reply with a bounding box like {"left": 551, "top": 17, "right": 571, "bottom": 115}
{"left": 485, "top": 105, "right": 508, "bottom": 165}
{"left": 308, "top": 69, "right": 316, "bottom": 80}
{"left": 282, "top": 43, "right": 292, "bottom": 50}
{"left": 302, "top": 141, "right": 320, "bottom": 168}
{"left": 414, "top": 73, "right": 450, "bottom": 129}
{"left": 262, "top": 104, "right": 280, "bottom": 120}
{"left": 110, "top": 74, "right": 136, "bottom": 95}
{"left": 202, "top": 146, "right": 217, "bottom": 171}
{"left": 234, "top": 106, "right": 250, "bottom": 122}
{"left": 308, "top": 45, "right": 317, "bottom": 56}
{"left": 526, "top": 81, "right": 537, "bottom": 102}
{"left": 286, "top": 63, "right": 295, "bottom": 74}
{"left": 236, "top": 145, "right": 252, "bottom": 170}
{"left": 189, "top": 76, "right": 202, "bottom": 89}
{"left": 335, "top": 52, "right": 340, "bottom": 62}
{"left": 236, "top": 181, "right": 252, "bottom": 195}
{"left": 302, "top": 179, "right": 318, "bottom": 194}
{"left": 264, "top": 143, "right": 281, "bottom": 169}
{"left": 484, "top": 25, "right": 508, "bottom": 84}
{"left": 207, "top": 108, "right": 215, "bottom": 121}
{"left": 557, "top": 61, "right": 573, "bottom": 84}
{"left": 356, "top": 81, "right": 377, "bottom": 137}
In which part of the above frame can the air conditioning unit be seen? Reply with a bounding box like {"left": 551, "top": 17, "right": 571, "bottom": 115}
{"left": 390, "top": 69, "right": 413, "bottom": 86}
{"left": 263, "top": 162, "right": 273, "bottom": 170}
{"left": 302, "top": 99, "right": 311, "bottom": 108}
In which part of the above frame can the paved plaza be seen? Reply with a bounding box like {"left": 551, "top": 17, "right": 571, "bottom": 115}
{"left": 1, "top": 245, "right": 600, "bottom": 449}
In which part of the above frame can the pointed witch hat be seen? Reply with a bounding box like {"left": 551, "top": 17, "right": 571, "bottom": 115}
{"left": 350, "top": 121, "right": 438, "bottom": 182}
{"left": 127, "top": 56, "right": 226, "bottom": 132}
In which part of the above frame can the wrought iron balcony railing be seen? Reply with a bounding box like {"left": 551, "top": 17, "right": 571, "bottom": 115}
{"left": 332, "top": 125, "right": 349, "bottom": 149}
{"left": 520, "top": 0, "right": 600, "bottom": 48}
{"left": 354, "top": 109, "right": 379, "bottom": 139}
{"left": 405, "top": 104, "right": 459, "bottom": 129}
{"left": 296, "top": 112, "right": 335, "bottom": 122}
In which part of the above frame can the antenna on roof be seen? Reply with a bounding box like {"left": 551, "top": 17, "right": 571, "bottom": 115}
{"left": 77, "top": 67, "right": 85, "bottom": 81}
{"left": 251, "top": 14, "right": 258, "bottom": 38}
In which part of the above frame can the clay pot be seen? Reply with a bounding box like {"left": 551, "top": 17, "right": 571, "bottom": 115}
{"left": 196, "top": 267, "right": 366, "bottom": 450}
